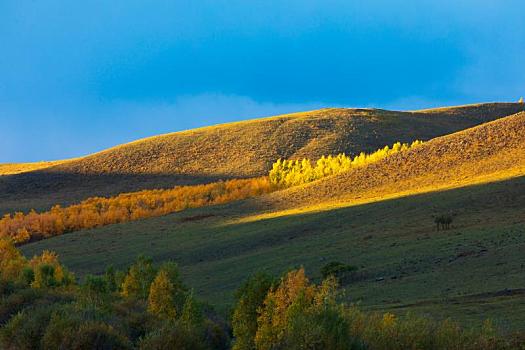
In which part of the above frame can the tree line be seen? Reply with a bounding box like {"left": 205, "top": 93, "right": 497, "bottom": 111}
{"left": 1, "top": 238, "right": 523, "bottom": 349}
{"left": 0, "top": 177, "right": 271, "bottom": 245}
{"left": 269, "top": 140, "right": 424, "bottom": 188}
{"left": 0, "top": 140, "right": 424, "bottom": 246}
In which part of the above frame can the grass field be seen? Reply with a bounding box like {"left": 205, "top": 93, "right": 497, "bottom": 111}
{"left": 20, "top": 111, "right": 525, "bottom": 331}
{"left": 20, "top": 175, "right": 525, "bottom": 329}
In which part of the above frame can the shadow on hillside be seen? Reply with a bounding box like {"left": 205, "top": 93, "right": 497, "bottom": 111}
{"left": 0, "top": 170, "right": 240, "bottom": 214}
{"left": 18, "top": 172, "right": 525, "bottom": 319}
{"left": 144, "top": 174, "right": 525, "bottom": 267}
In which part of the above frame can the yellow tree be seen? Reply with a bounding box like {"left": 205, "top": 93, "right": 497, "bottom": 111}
{"left": 148, "top": 270, "right": 177, "bottom": 319}
{"left": 254, "top": 268, "right": 349, "bottom": 350}
{"left": 0, "top": 239, "right": 27, "bottom": 281}
{"left": 121, "top": 255, "right": 156, "bottom": 300}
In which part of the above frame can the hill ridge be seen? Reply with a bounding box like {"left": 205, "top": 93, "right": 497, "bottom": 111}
{"left": 0, "top": 102, "right": 523, "bottom": 214}
{"left": 251, "top": 110, "right": 525, "bottom": 215}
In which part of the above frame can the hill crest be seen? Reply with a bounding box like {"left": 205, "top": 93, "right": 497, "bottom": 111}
{"left": 0, "top": 102, "right": 523, "bottom": 213}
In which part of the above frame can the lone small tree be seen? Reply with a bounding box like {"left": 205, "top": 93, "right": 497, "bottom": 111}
{"left": 519, "top": 97, "right": 524, "bottom": 104}
{"left": 148, "top": 270, "right": 177, "bottom": 319}
{"left": 434, "top": 214, "right": 453, "bottom": 231}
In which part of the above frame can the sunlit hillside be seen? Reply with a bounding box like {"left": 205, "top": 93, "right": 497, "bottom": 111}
{"left": 0, "top": 160, "right": 72, "bottom": 175}
{"left": 248, "top": 110, "right": 525, "bottom": 215}
{"left": 21, "top": 110, "right": 525, "bottom": 327}
{"left": 0, "top": 102, "right": 523, "bottom": 215}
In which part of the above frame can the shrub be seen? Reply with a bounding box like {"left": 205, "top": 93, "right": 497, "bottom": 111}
{"left": 0, "top": 238, "right": 27, "bottom": 281}
{"left": 80, "top": 274, "right": 111, "bottom": 307}
{"left": 113, "top": 298, "right": 158, "bottom": 343}
{"left": 0, "top": 305, "right": 55, "bottom": 349}
{"left": 138, "top": 323, "right": 208, "bottom": 350}
{"left": 321, "top": 261, "right": 357, "bottom": 283}
{"left": 41, "top": 309, "right": 82, "bottom": 349}
{"left": 66, "top": 321, "right": 133, "bottom": 350}
{"left": 0, "top": 288, "right": 43, "bottom": 325}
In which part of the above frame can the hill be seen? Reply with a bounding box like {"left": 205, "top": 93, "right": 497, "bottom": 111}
{"left": 0, "top": 160, "right": 71, "bottom": 176}
{"left": 0, "top": 102, "right": 523, "bottom": 214}
{"left": 20, "top": 111, "right": 525, "bottom": 328}
{"left": 254, "top": 109, "right": 525, "bottom": 212}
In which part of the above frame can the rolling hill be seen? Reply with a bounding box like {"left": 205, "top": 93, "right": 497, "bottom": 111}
{"left": 1, "top": 102, "right": 523, "bottom": 214}
{"left": 20, "top": 109, "right": 525, "bottom": 328}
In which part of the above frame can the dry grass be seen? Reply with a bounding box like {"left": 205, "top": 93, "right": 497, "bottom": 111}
{"left": 0, "top": 103, "right": 522, "bottom": 214}
{"left": 241, "top": 111, "right": 525, "bottom": 221}
{"left": 0, "top": 160, "right": 72, "bottom": 176}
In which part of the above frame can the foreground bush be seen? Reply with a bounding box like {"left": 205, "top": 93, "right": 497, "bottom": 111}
{"left": 2, "top": 239, "right": 525, "bottom": 349}
{"left": 233, "top": 268, "right": 525, "bottom": 350}
{"left": 0, "top": 239, "right": 230, "bottom": 349}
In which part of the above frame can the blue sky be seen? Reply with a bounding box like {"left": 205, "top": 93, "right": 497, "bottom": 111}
{"left": 1, "top": 0, "right": 524, "bottom": 162}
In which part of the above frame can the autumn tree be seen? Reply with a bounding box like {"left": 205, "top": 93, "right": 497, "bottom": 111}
{"left": 0, "top": 238, "right": 27, "bottom": 281}
{"left": 121, "top": 255, "right": 156, "bottom": 300}
{"left": 254, "top": 268, "right": 355, "bottom": 350}
{"left": 269, "top": 140, "right": 424, "bottom": 188}
{"left": 0, "top": 177, "right": 272, "bottom": 244}
{"left": 148, "top": 270, "right": 177, "bottom": 320}
{"left": 29, "top": 250, "right": 74, "bottom": 288}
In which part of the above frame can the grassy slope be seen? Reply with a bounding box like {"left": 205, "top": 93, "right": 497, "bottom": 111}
{"left": 21, "top": 111, "right": 525, "bottom": 329}
{"left": 0, "top": 160, "right": 72, "bottom": 175}
{"left": 1, "top": 102, "right": 523, "bottom": 214}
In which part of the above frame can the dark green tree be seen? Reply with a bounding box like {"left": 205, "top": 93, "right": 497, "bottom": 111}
{"left": 232, "top": 273, "right": 275, "bottom": 350}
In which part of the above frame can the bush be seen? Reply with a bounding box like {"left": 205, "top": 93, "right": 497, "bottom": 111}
{"left": 321, "top": 261, "right": 357, "bottom": 283}
{"left": 67, "top": 321, "right": 132, "bottom": 350}
{"left": 0, "top": 288, "right": 43, "bottom": 325}
{"left": 138, "top": 323, "right": 209, "bottom": 350}
{"left": 113, "top": 298, "right": 158, "bottom": 343}
{"left": 0, "top": 305, "right": 55, "bottom": 349}
{"left": 254, "top": 268, "right": 360, "bottom": 350}
{"left": 41, "top": 309, "right": 82, "bottom": 349}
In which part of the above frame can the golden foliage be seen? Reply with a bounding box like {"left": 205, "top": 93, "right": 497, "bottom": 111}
{"left": 254, "top": 268, "right": 339, "bottom": 349}
{"left": 148, "top": 270, "right": 177, "bottom": 320}
{"left": 0, "top": 177, "right": 271, "bottom": 244}
{"left": 120, "top": 255, "right": 156, "bottom": 300}
{"left": 0, "top": 239, "right": 27, "bottom": 281}
{"left": 269, "top": 140, "right": 424, "bottom": 187}
{"left": 0, "top": 238, "right": 73, "bottom": 287}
